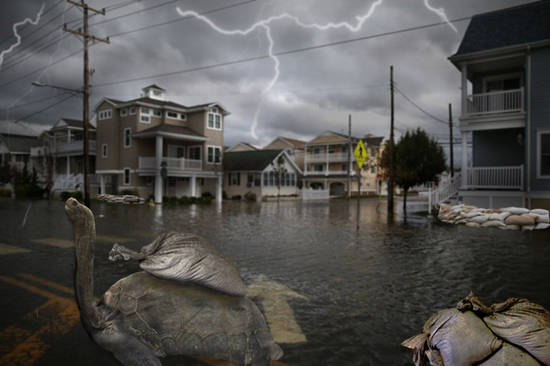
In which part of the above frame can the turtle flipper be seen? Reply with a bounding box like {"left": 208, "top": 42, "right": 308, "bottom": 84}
{"left": 110, "top": 336, "right": 162, "bottom": 366}
{"left": 108, "top": 243, "right": 145, "bottom": 262}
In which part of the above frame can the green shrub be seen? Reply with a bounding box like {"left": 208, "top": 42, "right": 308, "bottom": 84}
{"left": 60, "top": 191, "right": 82, "bottom": 201}
{"left": 15, "top": 184, "right": 45, "bottom": 198}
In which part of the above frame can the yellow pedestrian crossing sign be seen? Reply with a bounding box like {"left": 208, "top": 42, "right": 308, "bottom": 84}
{"left": 354, "top": 139, "right": 368, "bottom": 169}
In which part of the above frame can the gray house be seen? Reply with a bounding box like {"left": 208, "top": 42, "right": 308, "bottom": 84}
{"left": 449, "top": 0, "right": 550, "bottom": 209}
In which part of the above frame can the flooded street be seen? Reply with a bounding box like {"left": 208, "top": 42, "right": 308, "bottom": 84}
{"left": 1, "top": 197, "right": 550, "bottom": 366}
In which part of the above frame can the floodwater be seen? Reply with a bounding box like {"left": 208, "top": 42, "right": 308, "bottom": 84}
{"left": 1, "top": 197, "right": 549, "bottom": 366}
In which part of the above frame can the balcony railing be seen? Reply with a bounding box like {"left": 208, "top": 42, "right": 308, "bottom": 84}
{"left": 306, "top": 152, "right": 354, "bottom": 162}
{"left": 465, "top": 88, "right": 524, "bottom": 115}
{"left": 139, "top": 156, "right": 202, "bottom": 172}
{"left": 55, "top": 140, "right": 96, "bottom": 154}
{"left": 465, "top": 165, "right": 523, "bottom": 190}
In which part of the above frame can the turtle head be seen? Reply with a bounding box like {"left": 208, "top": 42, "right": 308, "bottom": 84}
{"left": 64, "top": 198, "right": 94, "bottom": 232}
{"left": 108, "top": 243, "right": 128, "bottom": 262}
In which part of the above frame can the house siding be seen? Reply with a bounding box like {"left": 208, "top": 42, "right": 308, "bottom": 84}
{"left": 96, "top": 101, "right": 120, "bottom": 171}
{"left": 530, "top": 47, "right": 550, "bottom": 192}
{"left": 472, "top": 128, "right": 524, "bottom": 167}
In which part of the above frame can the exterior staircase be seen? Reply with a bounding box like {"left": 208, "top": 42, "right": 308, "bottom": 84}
{"left": 428, "top": 173, "right": 461, "bottom": 211}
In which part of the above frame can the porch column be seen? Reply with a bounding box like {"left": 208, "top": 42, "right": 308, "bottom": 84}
{"left": 461, "top": 63, "right": 468, "bottom": 116}
{"left": 190, "top": 175, "right": 197, "bottom": 197}
{"left": 325, "top": 145, "right": 329, "bottom": 176}
{"left": 461, "top": 131, "right": 468, "bottom": 189}
{"left": 66, "top": 156, "right": 70, "bottom": 177}
{"left": 216, "top": 175, "right": 222, "bottom": 203}
{"left": 99, "top": 174, "right": 105, "bottom": 194}
{"left": 67, "top": 129, "right": 71, "bottom": 143}
{"left": 154, "top": 135, "right": 163, "bottom": 204}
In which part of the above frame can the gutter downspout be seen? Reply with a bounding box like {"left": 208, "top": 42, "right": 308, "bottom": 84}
{"left": 526, "top": 46, "right": 532, "bottom": 208}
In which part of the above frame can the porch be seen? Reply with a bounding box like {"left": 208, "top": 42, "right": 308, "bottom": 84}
{"left": 463, "top": 165, "right": 524, "bottom": 190}
{"left": 138, "top": 156, "right": 202, "bottom": 175}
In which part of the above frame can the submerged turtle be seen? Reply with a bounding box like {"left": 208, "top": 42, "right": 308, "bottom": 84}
{"left": 64, "top": 198, "right": 282, "bottom": 366}
{"left": 108, "top": 231, "right": 246, "bottom": 297}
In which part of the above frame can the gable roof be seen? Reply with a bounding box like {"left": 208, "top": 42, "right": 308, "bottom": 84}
{"left": 0, "top": 135, "right": 40, "bottom": 153}
{"left": 452, "top": 1, "right": 550, "bottom": 58}
{"left": 364, "top": 136, "right": 384, "bottom": 147}
{"left": 307, "top": 131, "right": 358, "bottom": 145}
{"left": 142, "top": 84, "right": 165, "bottom": 91}
{"left": 97, "top": 97, "right": 230, "bottom": 115}
{"left": 223, "top": 150, "right": 283, "bottom": 171}
{"left": 226, "top": 142, "right": 259, "bottom": 152}
{"left": 265, "top": 136, "right": 306, "bottom": 149}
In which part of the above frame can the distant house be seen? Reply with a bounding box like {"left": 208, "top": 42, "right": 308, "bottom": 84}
{"left": 226, "top": 142, "right": 259, "bottom": 152}
{"left": 263, "top": 136, "right": 306, "bottom": 170}
{"left": 94, "top": 84, "right": 228, "bottom": 202}
{"left": 303, "top": 131, "right": 384, "bottom": 196}
{"left": 448, "top": 1, "right": 550, "bottom": 208}
{"left": 223, "top": 150, "right": 300, "bottom": 200}
{"left": 0, "top": 121, "right": 43, "bottom": 177}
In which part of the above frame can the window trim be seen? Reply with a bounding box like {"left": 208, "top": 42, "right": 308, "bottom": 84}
{"left": 207, "top": 109, "right": 223, "bottom": 131}
{"left": 123, "top": 168, "right": 131, "bottom": 186}
{"left": 102, "top": 143, "right": 108, "bottom": 158}
{"left": 123, "top": 127, "right": 132, "bottom": 148}
{"left": 188, "top": 145, "right": 202, "bottom": 161}
{"left": 167, "top": 144, "right": 186, "bottom": 158}
{"left": 207, "top": 145, "right": 222, "bottom": 164}
{"left": 537, "top": 129, "right": 550, "bottom": 179}
{"left": 98, "top": 109, "right": 112, "bottom": 120}
{"left": 166, "top": 111, "right": 179, "bottom": 120}
{"left": 129, "top": 107, "right": 136, "bottom": 115}
{"left": 120, "top": 108, "right": 128, "bottom": 117}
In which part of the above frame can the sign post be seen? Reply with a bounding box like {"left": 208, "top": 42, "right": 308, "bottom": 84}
{"left": 354, "top": 140, "right": 368, "bottom": 230}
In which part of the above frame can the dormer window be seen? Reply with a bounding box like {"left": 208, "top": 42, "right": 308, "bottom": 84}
{"left": 207, "top": 108, "right": 222, "bottom": 130}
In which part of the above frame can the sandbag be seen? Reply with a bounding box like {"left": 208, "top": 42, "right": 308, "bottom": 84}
{"left": 531, "top": 208, "right": 550, "bottom": 216}
{"left": 502, "top": 207, "right": 530, "bottom": 215}
{"left": 481, "top": 220, "right": 505, "bottom": 228}
{"left": 470, "top": 215, "right": 489, "bottom": 224}
{"left": 488, "top": 211, "right": 510, "bottom": 221}
{"left": 535, "top": 215, "right": 550, "bottom": 224}
{"left": 504, "top": 214, "right": 537, "bottom": 226}
{"left": 483, "top": 299, "right": 550, "bottom": 365}
{"left": 536, "top": 223, "right": 550, "bottom": 230}
{"left": 466, "top": 222, "right": 480, "bottom": 228}
{"left": 478, "top": 342, "right": 541, "bottom": 366}
{"left": 522, "top": 225, "right": 535, "bottom": 231}
{"left": 463, "top": 210, "right": 482, "bottom": 218}
{"left": 425, "top": 309, "right": 502, "bottom": 366}
{"left": 498, "top": 224, "right": 520, "bottom": 230}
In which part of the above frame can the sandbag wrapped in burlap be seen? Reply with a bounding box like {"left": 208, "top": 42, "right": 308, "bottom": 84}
{"left": 478, "top": 342, "right": 541, "bottom": 366}
{"left": 402, "top": 308, "right": 502, "bottom": 366}
{"left": 483, "top": 299, "right": 550, "bottom": 365}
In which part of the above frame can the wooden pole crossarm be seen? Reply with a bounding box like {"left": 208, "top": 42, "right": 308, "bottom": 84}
{"left": 63, "top": 24, "right": 110, "bottom": 44}
{"left": 67, "top": 0, "right": 105, "bottom": 15}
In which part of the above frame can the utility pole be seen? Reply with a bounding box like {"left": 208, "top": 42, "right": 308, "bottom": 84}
{"left": 347, "top": 114, "right": 352, "bottom": 199}
{"left": 449, "top": 103, "right": 454, "bottom": 178}
{"left": 63, "top": 0, "right": 109, "bottom": 206}
{"left": 388, "top": 66, "right": 395, "bottom": 216}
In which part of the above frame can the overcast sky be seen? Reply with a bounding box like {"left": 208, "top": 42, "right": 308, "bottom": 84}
{"left": 0, "top": 0, "right": 532, "bottom": 146}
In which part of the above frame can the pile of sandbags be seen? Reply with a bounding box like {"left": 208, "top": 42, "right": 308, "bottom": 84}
{"left": 95, "top": 194, "right": 145, "bottom": 204}
{"left": 402, "top": 293, "right": 550, "bottom": 366}
{"left": 437, "top": 204, "right": 550, "bottom": 231}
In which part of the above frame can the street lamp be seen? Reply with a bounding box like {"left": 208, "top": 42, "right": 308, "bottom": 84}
{"left": 32, "top": 81, "right": 91, "bottom": 206}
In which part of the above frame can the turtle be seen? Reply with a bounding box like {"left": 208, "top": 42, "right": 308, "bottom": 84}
{"left": 64, "top": 198, "right": 283, "bottom": 366}
{"left": 107, "top": 231, "right": 247, "bottom": 297}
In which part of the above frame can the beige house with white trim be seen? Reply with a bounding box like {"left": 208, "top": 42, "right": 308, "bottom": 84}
{"left": 94, "top": 85, "right": 228, "bottom": 203}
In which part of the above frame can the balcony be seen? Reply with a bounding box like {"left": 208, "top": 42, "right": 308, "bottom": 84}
{"left": 464, "top": 165, "right": 523, "bottom": 190}
{"left": 306, "top": 152, "right": 354, "bottom": 163}
{"left": 465, "top": 88, "right": 523, "bottom": 116}
{"left": 55, "top": 140, "right": 96, "bottom": 155}
{"left": 304, "top": 168, "right": 356, "bottom": 177}
{"left": 139, "top": 156, "right": 202, "bottom": 175}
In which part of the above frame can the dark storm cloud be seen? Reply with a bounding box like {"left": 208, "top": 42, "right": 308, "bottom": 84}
{"left": 0, "top": 0, "right": 533, "bottom": 145}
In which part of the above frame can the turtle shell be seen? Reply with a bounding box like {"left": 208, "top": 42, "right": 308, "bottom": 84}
{"left": 102, "top": 271, "right": 281, "bottom": 366}
{"left": 136, "top": 232, "right": 246, "bottom": 297}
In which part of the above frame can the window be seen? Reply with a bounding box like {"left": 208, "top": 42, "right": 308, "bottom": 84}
{"left": 254, "top": 173, "right": 261, "bottom": 187}
{"left": 188, "top": 146, "right": 201, "bottom": 160}
{"left": 123, "top": 128, "right": 132, "bottom": 148}
{"left": 263, "top": 172, "right": 269, "bottom": 186}
{"left": 314, "top": 164, "right": 323, "bottom": 172}
{"left": 153, "top": 90, "right": 162, "bottom": 96}
{"left": 539, "top": 131, "right": 550, "bottom": 177}
{"left": 166, "top": 111, "right": 178, "bottom": 119}
{"left": 102, "top": 144, "right": 108, "bottom": 158}
{"left": 247, "top": 173, "right": 254, "bottom": 187}
{"left": 98, "top": 109, "right": 112, "bottom": 120}
{"left": 140, "top": 115, "right": 150, "bottom": 123}
{"left": 207, "top": 109, "right": 222, "bottom": 130}
{"left": 153, "top": 109, "right": 162, "bottom": 117}
{"left": 129, "top": 107, "right": 136, "bottom": 115}
{"left": 120, "top": 108, "right": 128, "bottom": 117}
{"left": 180, "top": 113, "right": 187, "bottom": 121}
{"left": 141, "top": 107, "right": 150, "bottom": 115}
{"left": 207, "top": 146, "right": 221, "bottom": 163}
{"left": 229, "top": 172, "right": 240, "bottom": 186}
{"left": 123, "top": 168, "right": 131, "bottom": 185}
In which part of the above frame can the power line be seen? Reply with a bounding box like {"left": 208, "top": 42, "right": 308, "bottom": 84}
{"left": 89, "top": 0, "right": 181, "bottom": 28}
{"left": 93, "top": 15, "right": 472, "bottom": 88}
{"left": 1, "top": 33, "right": 69, "bottom": 72}
{"left": 13, "top": 93, "right": 76, "bottom": 123}
{"left": 1, "top": 91, "right": 70, "bottom": 110}
{"left": 393, "top": 85, "right": 449, "bottom": 125}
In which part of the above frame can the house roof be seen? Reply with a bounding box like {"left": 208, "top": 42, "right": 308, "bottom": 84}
{"left": 223, "top": 150, "right": 283, "bottom": 171}
{"left": 452, "top": 1, "right": 550, "bottom": 58}
{"left": 364, "top": 136, "right": 384, "bottom": 147}
{"left": 265, "top": 136, "right": 306, "bottom": 149}
{"left": 0, "top": 135, "right": 40, "bottom": 153}
{"left": 226, "top": 142, "right": 259, "bottom": 152}
{"left": 0, "top": 121, "right": 46, "bottom": 137}
{"left": 100, "top": 96, "right": 230, "bottom": 115}
{"left": 52, "top": 118, "right": 95, "bottom": 130}
{"left": 133, "top": 124, "right": 205, "bottom": 138}
{"left": 142, "top": 84, "right": 165, "bottom": 91}
{"left": 307, "top": 131, "right": 359, "bottom": 145}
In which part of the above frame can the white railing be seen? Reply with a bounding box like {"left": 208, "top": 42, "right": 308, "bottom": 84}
{"left": 466, "top": 165, "right": 523, "bottom": 189}
{"left": 55, "top": 140, "right": 96, "bottom": 154}
{"left": 306, "top": 152, "right": 354, "bottom": 163}
{"left": 303, "top": 169, "right": 355, "bottom": 176}
{"left": 466, "top": 88, "right": 523, "bottom": 115}
{"left": 139, "top": 156, "right": 202, "bottom": 172}
{"left": 299, "top": 188, "right": 330, "bottom": 200}
{"left": 428, "top": 173, "right": 462, "bottom": 210}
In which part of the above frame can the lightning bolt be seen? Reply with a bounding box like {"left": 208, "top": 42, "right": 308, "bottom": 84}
{"left": 423, "top": 0, "right": 458, "bottom": 33}
{"left": 0, "top": 3, "right": 46, "bottom": 70}
{"left": 176, "top": 0, "right": 457, "bottom": 139}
